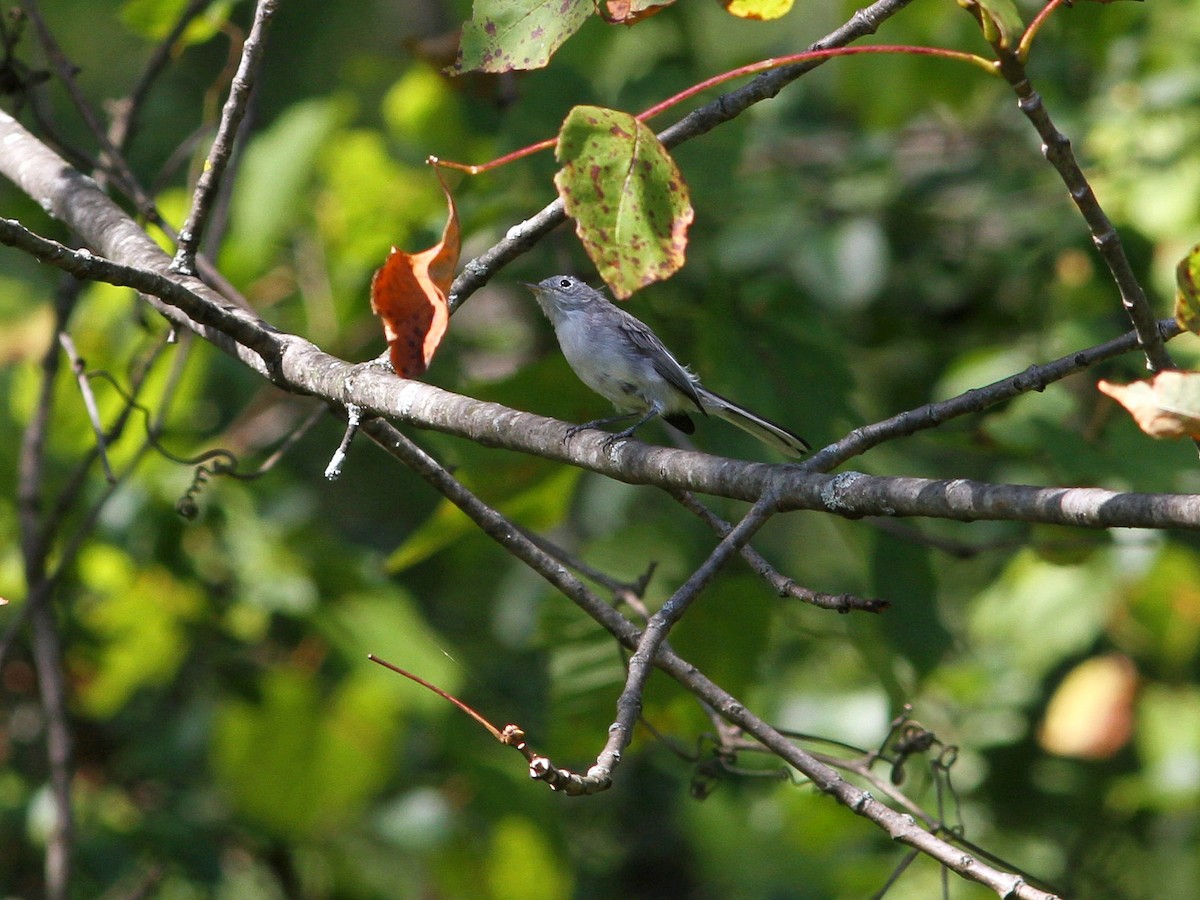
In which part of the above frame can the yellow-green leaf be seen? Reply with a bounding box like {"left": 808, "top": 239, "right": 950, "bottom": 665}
{"left": 554, "top": 105, "right": 694, "bottom": 299}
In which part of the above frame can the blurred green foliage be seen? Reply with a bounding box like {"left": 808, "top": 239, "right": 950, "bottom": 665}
{"left": 2, "top": 0, "right": 1200, "bottom": 898}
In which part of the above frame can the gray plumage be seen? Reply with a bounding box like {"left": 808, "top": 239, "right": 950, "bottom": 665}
{"left": 524, "top": 275, "right": 809, "bottom": 457}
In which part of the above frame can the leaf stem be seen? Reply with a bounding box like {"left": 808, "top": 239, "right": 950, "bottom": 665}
{"left": 434, "top": 44, "right": 995, "bottom": 175}
{"left": 1017, "top": 0, "right": 1071, "bottom": 63}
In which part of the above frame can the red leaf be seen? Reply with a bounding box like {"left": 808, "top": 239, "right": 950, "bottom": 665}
{"left": 370, "top": 170, "right": 460, "bottom": 377}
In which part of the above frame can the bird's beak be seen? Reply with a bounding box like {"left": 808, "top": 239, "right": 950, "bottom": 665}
{"left": 520, "top": 282, "right": 540, "bottom": 293}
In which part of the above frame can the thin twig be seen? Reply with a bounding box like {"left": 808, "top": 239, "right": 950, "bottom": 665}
{"left": 994, "top": 32, "right": 1170, "bottom": 372}
{"left": 172, "top": 0, "right": 277, "bottom": 275}
{"left": 356, "top": 416, "right": 1055, "bottom": 896}
{"left": 19, "top": 0, "right": 152, "bottom": 210}
{"left": 57, "top": 331, "right": 115, "bottom": 483}
{"left": 803, "top": 319, "right": 1181, "bottom": 473}
{"left": 108, "top": 0, "right": 214, "bottom": 154}
{"left": 672, "top": 489, "right": 890, "bottom": 613}
{"left": 592, "top": 492, "right": 780, "bottom": 789}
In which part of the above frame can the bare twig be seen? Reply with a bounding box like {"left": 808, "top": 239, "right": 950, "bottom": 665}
{"left": 57, "top": 331, "right": 115, "bottom": 483}
{"left": 172, "top": 0, "right": 277, "bottom": 275}
{"left": 355, "top": 416, "right": 1055, "bottom": 896}
{"left": 29, "top": 589, "right": 72, "bottom": 900}
{"left": 672, "top": 489, "right": 890, "bottom": 613}
{"left": 19, "top": 0, "right": 153, "bottom": 210}
{"left": 995, "top": 10, "right": 1170, "bottom": 372}
{"left": 108, "top": 0, "right": 214, "bottom": 153}
{"left": 589, "top": 492, "right": 780, "bottom": 790}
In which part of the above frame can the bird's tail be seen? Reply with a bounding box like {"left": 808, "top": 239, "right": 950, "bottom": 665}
{"left": 698, "top": 389, "right": 810, "bottom": 458}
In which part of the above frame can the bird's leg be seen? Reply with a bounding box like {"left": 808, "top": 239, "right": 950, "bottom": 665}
{"left": 564, "top": 411, "right": 638, "bottom": 441}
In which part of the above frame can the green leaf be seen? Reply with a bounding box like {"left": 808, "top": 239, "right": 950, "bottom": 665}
{"left": 452, "top": 0, "right": 593, "bottom": 74}
{"left": 1174, "top": 241, "right": 1200, "bottom": 334}
{"left": 554, "top": 105, "right": 694, "bottom": 299}
{"left": 958, "top": 0, "right": 1024, "bottom": 49}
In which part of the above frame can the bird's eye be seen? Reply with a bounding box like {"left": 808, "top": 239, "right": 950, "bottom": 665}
{"left": 559, "top": 278, "right": 572, "bottom": 288}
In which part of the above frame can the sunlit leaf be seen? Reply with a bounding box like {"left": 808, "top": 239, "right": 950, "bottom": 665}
{"left": 719, "top": 0, "right": 795, "bottom": 21}
{"left": 486, "top": 817, "right": 573, "bottom": 900}
{"left": 452, "top": 0, "right": 592, "bottom": 74}
{"left": 224, "top": 97, "right": 344, "bottom": 275}
{"left": 1098, "top": 372, "right": 1200, "bottom": 440}
{"left": 554, "top": 105, "right": 693, "bottom": 299}
{"left": 1174, "top": 241, "right": 1200, "bottom": 334}
{"left": 370, "top": 169, "right": 459, "bottom": 377}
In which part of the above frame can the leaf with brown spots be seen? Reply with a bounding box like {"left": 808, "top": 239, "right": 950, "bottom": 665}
{"left": 553, "top": 105, "right": 694, "bottom": 299}
{"left": 452, "top": 0, "right": 592, "bottom": 74}
{"left": 370, "top": 171, "right": 460, "bottom": 378}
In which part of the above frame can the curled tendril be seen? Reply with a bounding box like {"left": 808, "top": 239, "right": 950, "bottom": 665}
{"left": 175, "top": 451, "right": 241, "bottom": 520}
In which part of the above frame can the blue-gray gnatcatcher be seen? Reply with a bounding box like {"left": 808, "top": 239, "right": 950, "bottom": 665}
{"left": 524, "top": 275, "right": 809, "bottom": 457}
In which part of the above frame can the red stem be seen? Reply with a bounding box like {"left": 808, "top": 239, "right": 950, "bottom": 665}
{"left": 1018, "top": 0, "right": 1071, "bottom": 62}
{"left": 368, "top": 653, "right": 506, "bottom": 742}
{"left": 434, "top": 44, "right": 996, "bottom": 175}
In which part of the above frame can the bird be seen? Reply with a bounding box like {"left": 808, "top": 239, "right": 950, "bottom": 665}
{"left": 524, "top": 275, "right": 809, "bottom": 457}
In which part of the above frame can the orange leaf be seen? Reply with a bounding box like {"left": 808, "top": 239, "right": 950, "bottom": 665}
{"left": 370, "top": 168, "right": 460, "bottom": 377}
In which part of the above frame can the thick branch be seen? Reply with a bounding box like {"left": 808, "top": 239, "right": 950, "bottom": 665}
{"left": 2, "top": 112, "right": 1198, "bottom": 535}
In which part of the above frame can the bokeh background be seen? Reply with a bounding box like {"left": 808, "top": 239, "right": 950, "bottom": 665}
{"left": 3, "top": 0, "right": 1200, "bottom": 897}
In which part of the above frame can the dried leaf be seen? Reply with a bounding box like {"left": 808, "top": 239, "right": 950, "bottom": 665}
{"left": 1098, "top": 371, "right": 1200, "bottom": 440}
{"left": 719, "top": 0, "right": 795, "bottom": 21}
{"left": 452, "top": 0, "right": 592, "bottom": 74}
{"left": 554, "top": 105, "right": 694, "bottom": 299}
{"left": 370, "top": 171, "right": 460, "bottom": 378}
{"left": 1174, "top": 242, "right": 1200, "bottom": 334}
{"left": 603, "top": 0, "right": 673, "bottom": 24}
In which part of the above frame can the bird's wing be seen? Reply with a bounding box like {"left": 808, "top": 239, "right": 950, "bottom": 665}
{"left": 615, "top": 310, "right": 706, "bottom": 414}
